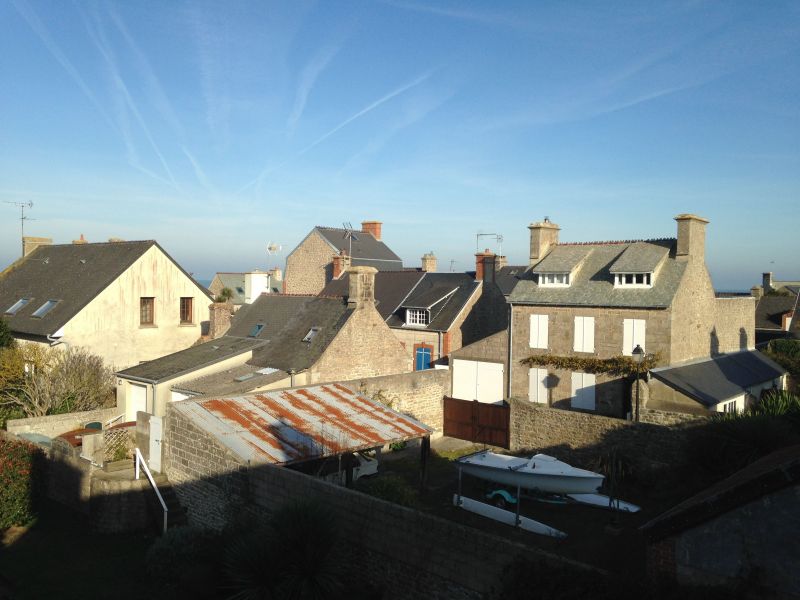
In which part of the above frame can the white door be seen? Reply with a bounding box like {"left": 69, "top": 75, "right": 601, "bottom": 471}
{"left": 127, "top": 384, "right": 147, "bottom": 421}
{"left": 571, "top": 372, "right": 596, "bottom": 410}
{"left": 452, "top": 359, "right": 504, "bottom": 403}
{"left": 149, "top": 416, "right": 163, "bottom": 473}
{"left": 452, "top": 359, "right": 478, "bottom": 400}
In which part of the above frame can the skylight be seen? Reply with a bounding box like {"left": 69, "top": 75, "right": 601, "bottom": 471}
{"left": 302, "top": 327, "right": 320, "bottom": 342}
{"left": 5, "top": 298, "right": 30, "bottom": 315}
{"left": 249, "top": 323, "right": 264, "bottom": 337}
{"left": 31, "top": 300, "right": 58, "bottom": 318}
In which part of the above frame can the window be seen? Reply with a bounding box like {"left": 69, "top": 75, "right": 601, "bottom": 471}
{"left": 180, "top": 297, "right": 193, "bottom": 324}
{"left": 414, "top": 344, "right": 433, "bottom": 371}
{"left": 614, "top": 272, "right": 653, "bottom": 288}
{"left": 5, "top": 298, "right": 31, "bottom": 315}
{"left": 573, "top": 316, "right": 595, "bottom": 353}
{"left": 528, "top": 368, "right": 549, "bottom": 404}
{"left": 249, "top": 323, "right": 264, "bottom": 338}
{"left": 538, "top": 272, "right": 570, "bottom": 287}
{"left": 622, "top": 319, "right": 646, "bottom": 355}
{"left": 31, "top": 300, "right": 58, "bottom": 318}
{"left": 406, "top": 309, "right": 429, "bottom": 326}
{"left": 571, "top": 372, "right": 596, "bottom": 410}
{"left": 722, "top": 400, "right": 737, "bottom": 414}
{"left": 140, "top": 297, "right": 155, "bottom": 325}
{"left": 302, "top": 327, "right": 319, "bottom": 342}
{"left": 529, "top": 314, "right": 549, "bottom": 349}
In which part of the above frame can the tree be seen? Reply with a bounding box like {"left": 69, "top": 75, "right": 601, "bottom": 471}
{"left": 215, "top": 286, "right": 234, "bottom": 303}
{"left": 0, "top": 318, "right": 14, "bottom": 349}
{"left": 0, "top": 345, "right": 115, "bottom": 418}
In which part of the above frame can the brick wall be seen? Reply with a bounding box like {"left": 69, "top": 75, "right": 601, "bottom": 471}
{"left": 6, "top": 407, "right": 119, "bottom": 438}
{"left": 284, "top": 230, "right": 334, "bottom": 295}
{"left": 341, "top": 368, "right": 451, "bottom": 431}
{"left": 162, "top": 401, "right": 597, "bottom": 599}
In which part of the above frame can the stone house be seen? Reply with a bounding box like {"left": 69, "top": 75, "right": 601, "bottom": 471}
{"left": 642, "top": 444, "right": 800, "bottom": 598}
{"left": 115, "top": 266, "right": 411, "bottom": 419}
{"left": 283, "top": 220, "right": 403, "bottom": 295}
{"left": 0, "top": 237, "right": 212, "bottom": 370}
{"left": 208, "top": 268, "right": 282, "bottom": 309}
{"left": 321, "top": 251, "right": 508, "bottom": 371}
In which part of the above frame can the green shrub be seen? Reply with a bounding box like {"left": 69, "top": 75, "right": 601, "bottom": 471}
{"left": 0, "top": 436, "right": 45, "bottom": 529}
{"left": 356, "top": 473, "right": 417, "bottom": 507}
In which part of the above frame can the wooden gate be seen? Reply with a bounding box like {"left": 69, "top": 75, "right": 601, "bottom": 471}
{"left": 443, "top": 396, "right": 510, "bottom": 448}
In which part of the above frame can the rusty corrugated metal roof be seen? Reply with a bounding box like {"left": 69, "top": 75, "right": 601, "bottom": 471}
{"left": 174, "top": 383, "right": 432, "bottom": 465}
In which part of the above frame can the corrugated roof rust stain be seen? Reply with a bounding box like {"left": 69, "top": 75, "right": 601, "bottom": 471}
{"left": 294, "top": 388, "right": 385, "bottom": 446}
{"left": 333, "top": 386, "right": 429, "bottom": 436}
{"left": 332, "top": 382, "right": 354, "bottom": 395}
{"left": 280, "top": 390, "right": 372, "bottom": 450}
{"left": 319, "top": 384, "right": 412, "bottom": 434}
{"left": 204, "top": 398, "right": 284, "bottom": 456}
{"left": 251, "top": 393, "right": 338, "bottom": 456}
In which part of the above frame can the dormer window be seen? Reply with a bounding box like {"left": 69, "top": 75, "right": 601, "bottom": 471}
{"left": 406, "top": 308, "right": 430, "bottom": 326}
{"left": 614, "top": 273, "right": 653, "bottom": 288}
{"left": 538, "top": 273, "right": 570, "bottom": 287}
{"left": 5, "top": 298, "right": 31, "bottom": 315}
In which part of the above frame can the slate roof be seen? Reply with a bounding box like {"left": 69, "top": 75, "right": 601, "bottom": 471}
{"left": 531, "top": 246, "right": 592, "bottom": 274}
{"left": 226, "top": 294, "right": 310, "bottom": 339}
{"left": 641, "top": 444, "right": 800, "bottom": 541}
{"left": 509, "top": 239, "right": 685, "bottom": 308}
{"left": 314, "top": 226, "right": 403, "bottom": 271}
{"left": 650, "top": 350, "right": 786, "bottom": 407}
{"left": 212, "top": 273, "right": 246, "bottom": 304}
{"left": 386, "top": 273, "right": 480, "bottom": 332}
{"left": 755, "top": 296, "right": 797, "bottom": 330}
{"left": 174, "top": 364, "right": 288, "bottom": 397}
{"left": 495, "top": 265, "right": 526, "bottom": 296}
{"left": 320, "top": 271, "right": 425, "bottom": 320}
{"left": 609, "top": 241, "right": 669, "bottom": 273}
{"left": 0, "top": 241, "right": 211, "bottom": 338}
{"left": 117, "top": 337, "right": 266, "bottom": 383}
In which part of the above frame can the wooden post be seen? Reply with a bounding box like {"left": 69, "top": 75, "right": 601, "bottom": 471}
{"left": 420, "top": 435, "right": 430, "bottom": 488}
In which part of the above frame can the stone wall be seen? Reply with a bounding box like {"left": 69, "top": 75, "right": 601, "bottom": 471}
{"left": 284, "top": 230, "right": 334, "bottom": 295}
{"left": 341, "top": 367, "right": 451, "bottom": 431}
{"left": 162, "top": 401, "right": 596, "bottom": 599}
{"left": 713, "top": 297, "right": 756, "bottom": 353}
{"left": 509, "top": 397, "right": 701, "bottom": 471}
{"left": 6, "top": 406, "right": 119, "bottom": 438}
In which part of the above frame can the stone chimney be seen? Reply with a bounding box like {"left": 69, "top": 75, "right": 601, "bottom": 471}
{"left": 361, "top": 221, "right": 382, "bottom": 241}
{"left": 495, "top": 255, "right": 508, "bottom": 270}
{"left": 72, "top": 233, "right": 88, "bottom": 245}
{"left": 762, "top": 272, "right": 773, "bottom": 294}
{"left": 675, "top": 214, "right": 709, "bottom": 262}
{"left": 270, "top": 267, "right": 282, "bottom": 282}
{"left": 347, "top": 266, "right": 377, "bottom": 308}
{"left": 421, "top": 252, "right": 437, "bottom": 273}
{"left": 475, "top": 249, "right": 495, "bottom": 281}
{"left": 528, "top": 218, "right": 560, "bottom": 266}
{"left": 332, "top": 250, "right": 352, "bottom": 279}
{"left": 208, "top": 302, "right": 234, "bottom": 339}
{"left": 23, "top": 236, "right": 52, "bottom": 257}
{"left": 750, "top": 285, "right": 763, "bottom": 300}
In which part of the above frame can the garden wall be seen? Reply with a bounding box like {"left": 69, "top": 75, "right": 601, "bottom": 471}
{"left": 6, "top": 407, "right": 120, "bottom": 439}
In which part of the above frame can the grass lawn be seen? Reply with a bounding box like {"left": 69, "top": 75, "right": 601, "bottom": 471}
{"left": 1, "top": 500, "right": 157, "bottom": 600}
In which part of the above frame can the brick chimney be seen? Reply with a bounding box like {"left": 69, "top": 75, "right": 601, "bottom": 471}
{"left": 208, "top": 302, "right": 234, "bottom": 339}
{"left": 675, "top": 214, "right": 709, "bottom": 262}
{"left": 762, "top": 272, "right": 773, "bottom": 293}
{"left": 528, "top": 218, "right": 559, "bottom": 266}
{"left": 23, "top": 236, "right": 52, "bottom": 257}
{"left": 332, "top": 250, "right": 352, "bottom": 279}
{"left": 475, "top": 249, "right": 495, "bottom": 281}
{"left": 347, "top": 266, "right": 377, "bottom": 308}
{"left": 72, "top": 233, "right": 88, "bottom": 245}
{"left": 361, "top": 221, "right": 382, "bottom": 241}
{"left": 421, "top": 252, "right": 437, "bottom": 273}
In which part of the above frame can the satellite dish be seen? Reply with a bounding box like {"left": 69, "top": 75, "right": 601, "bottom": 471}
{"left": 266, "top": 242, "right": 282, "bottom": 255}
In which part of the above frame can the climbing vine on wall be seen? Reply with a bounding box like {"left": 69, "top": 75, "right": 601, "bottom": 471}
{"left": 520, "top": 352, "right": 661, "bottom": 377}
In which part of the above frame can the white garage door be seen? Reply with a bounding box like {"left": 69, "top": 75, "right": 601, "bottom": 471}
{"left": 452, "top": 359, "right": 504, "bottom": 404}
{"left": 127, "top": 383, "right": 147, "bottom": 421}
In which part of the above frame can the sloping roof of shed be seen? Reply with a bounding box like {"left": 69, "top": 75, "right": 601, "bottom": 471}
{"left": 650, "top": 350, "right": 786, "bottom": 407}
{"left": 174, "top": 383, "right": 431, "bottom": 465}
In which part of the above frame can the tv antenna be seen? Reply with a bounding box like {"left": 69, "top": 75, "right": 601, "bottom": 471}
{"left": 342, "top": 222, "right": 359, "bottom": 257}
{"left": 449, "top": 259, "right": 458, "bottom": 272}
{"left": 266, "top": 242, "right": 282, "bottom": 256}
{"left": 4, "top": 200, "right": 34, "bottom": 257}
{"left": 476, "top": 232, "right": 503, "bottom": 256}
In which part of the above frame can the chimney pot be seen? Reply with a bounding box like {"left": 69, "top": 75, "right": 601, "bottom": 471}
{"left": 361, "top": 220, "right": 382, "bottom": 241}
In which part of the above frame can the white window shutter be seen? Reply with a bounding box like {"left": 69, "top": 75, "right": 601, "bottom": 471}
{"left": 539, "top": 315, "right": 548, "bottom": 349}
{"left": 635, "top": 320, "right": 646, "bottom": 352}
{"left": 573, "top": 316, "right": 583, "bottom": 352}
{"left": 529, "top": 315, "right": 538, "bottom": 348}
{"left": 528, "top": 368, "right": 548, "bottom": 404}
{"left": 530, "top": 314, "right": 548, "bottom": 349}
{"left": 584, "top": 317, "right": 595, "bottom": 353}
{"left": 623, "top": 319, "right": 633, "bottom": 355}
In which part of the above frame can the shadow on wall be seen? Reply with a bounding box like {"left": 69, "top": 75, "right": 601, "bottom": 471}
{"left": 458, "top": 280, "right": 508, "bottom": 349}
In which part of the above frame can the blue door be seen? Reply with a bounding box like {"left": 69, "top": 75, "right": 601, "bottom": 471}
{"left": 415, "top": 346, "right": 432, "bottom": 370}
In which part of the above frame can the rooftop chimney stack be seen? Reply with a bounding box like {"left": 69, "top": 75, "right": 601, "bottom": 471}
{"left": 528, "top": 218, "right": 560, "bottom": 266}
{"left": 762, "top": 272, "right": 773, "bottom": 294}
{"left": 22, "top": 236, "right": 52, "bottom": 257}
{"left": 332, "top": 250, "right": 352, "bottom": 279}
{"left": 750, "top": 286, "right": 763, "bottom": 300}
{"left": 269, "top": 267, "right": 282, "bottom": 282}
{"left": 475, "top": 249, "right": 495, "bottom": 281}
{"left": 72, "top": 233, "right": 88, "bottom": 245}
{"left": 495, "top": 255, "right": 508, "bottom": 270}
{"left": 675, "top": 214, "right": 709, "bottom": 263}
{"left": 361, "top": 220, "right": 382, "bottom": 241}
{"left": 347, "top": 266, "right": 377, "bottom": 308}
{"left": 421, "top": 252, "right": 437, "bottom": 273}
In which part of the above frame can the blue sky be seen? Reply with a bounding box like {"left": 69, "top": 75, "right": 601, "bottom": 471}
{"left": 1, "top": 1, "right": 798, "bottom": 289}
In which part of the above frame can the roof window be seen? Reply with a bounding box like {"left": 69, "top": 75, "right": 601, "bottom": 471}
{"left": 31, "top": 300, "right": 59, "bottom": 318}
{"left": 5, "top": 298, "right": 31, "bottom": 315}
{"left": 302, "top": 327, "right": 320, "bottom": 342}
{"left": 249, "top": 323, "right": 265, "bottom": 337}
{"left": 537, "top": 273, "right": 570, "bottom": 287}
{"left": 614, "top": 273, "right": 653, "bottom": 289}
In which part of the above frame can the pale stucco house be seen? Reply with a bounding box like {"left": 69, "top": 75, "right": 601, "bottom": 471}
{"left": 0, "top": 238, "right": 212, "bottom": 370}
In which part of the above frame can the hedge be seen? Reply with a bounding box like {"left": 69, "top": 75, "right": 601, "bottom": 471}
{"left": 0, "top": 436, "right": 45, "bottom": 529}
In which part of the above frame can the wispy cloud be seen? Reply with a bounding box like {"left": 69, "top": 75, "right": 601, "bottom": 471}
{"left": 384, "top": 0, "right": 534, "bottom": 31}
{"left": 287, "top": 43, "right": 343, "bottom": 134}
{"left": 181, "top": 147, "right": 215, "bottom": 192}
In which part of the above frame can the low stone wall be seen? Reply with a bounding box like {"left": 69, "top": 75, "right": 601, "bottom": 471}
{"left": 340, "top": 367, "right": 451, "bottom": 431}
{"left": 509, "top": 398, "right": 703, "bottom": 471}
{"left": 6, "top": 407, "right": 120, "bottom": 438}
{"left": 89, "top": 473, "right": 152, "bottom": 533}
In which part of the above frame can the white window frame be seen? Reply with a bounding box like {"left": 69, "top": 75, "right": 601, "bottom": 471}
{"left": 529, "top": 314, "right": 549, "bottom": 349}
{"left": 406, "top": 308, "right": 430, "bottom": 326}
{"left": 573, "top": 316, "right": 595, "bottom": 353}
{"left": 614, "top": 273, "right": 653, "bottom": 288}
{"left": 571, "top": 372, "right": 596, "bottom": 410}
{"left": 528, "top": 368, "right": 548, "bottom": 404}
{"left": 722, "top": 400, "right": 737, "bottom": 414}
{"left": 623, "top": 319, "right": 646, "bottom": 355}
{"left": 538, "top": 272, "right": 570, "bottom": 288}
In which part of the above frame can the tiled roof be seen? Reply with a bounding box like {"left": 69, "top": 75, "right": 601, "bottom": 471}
{"left": 510, "top": 239, "right": 684, "bottom": 308}
{"left": 315, "top": 227, "right": 403, "bottom": 270}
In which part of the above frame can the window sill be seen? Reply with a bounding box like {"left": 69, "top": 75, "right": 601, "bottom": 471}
{"left": 179, "top": 323, "right": 196, "bottom": 327}
{"left": 139, "top": 324, "right": 158, "bottom": 329}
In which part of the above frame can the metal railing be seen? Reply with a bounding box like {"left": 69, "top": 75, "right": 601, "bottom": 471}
{"left": 135, "top": 447, "right": 168, "bottom": 534}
